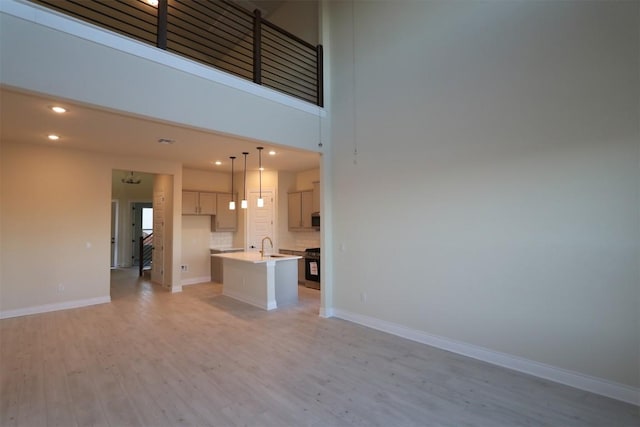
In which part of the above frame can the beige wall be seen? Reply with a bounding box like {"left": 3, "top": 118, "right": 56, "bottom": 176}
{"left": 328, "top": 0, "right": 639, "bottom": 391}
{"left": 0, "top": 141, "right": 183, "bottom": 314}
{"left": 295, "top": 168, "right": 320, "bottom": 191}
{"left": 1, "top": 142, "right": 111, "bottom": 312}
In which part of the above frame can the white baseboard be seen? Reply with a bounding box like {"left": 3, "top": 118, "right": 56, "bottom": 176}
{"left": 333, "top": 308, "right": 639, "bottom": 406}
{"left": 222, "top": 289, "right": 276, "bottom": 311}
{"left": 0, "top": 296, "right": 111, "bottom": 319}
{"left": 319, "top": 306, "right": 334, "bottom": 318}
{"left": 180, "top": 276, "right": 211, "bottom": 286}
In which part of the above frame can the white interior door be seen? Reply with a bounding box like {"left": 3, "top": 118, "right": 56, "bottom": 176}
{"left": 246, "top": 190, "right": 274, "bottom": 253}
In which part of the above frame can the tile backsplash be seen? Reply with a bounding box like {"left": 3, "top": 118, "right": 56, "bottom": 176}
{"left": 210, "top": 231, "right": 320, "bottom": 251}
{"left": 210, "top": 232, "right": 234, "bottom": 248}
{"left": 291, "top": 231, "right": 320, "bottom": 250}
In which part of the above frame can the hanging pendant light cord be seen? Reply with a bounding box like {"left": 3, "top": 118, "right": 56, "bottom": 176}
{"left": 242, "top": 152, "right": 248, "bottom": 202}
{"left": 258, "top": 147, "right": 263, "bottom": 199}
{"left": 230, "top": 156, "right": 235, "bottom": 201}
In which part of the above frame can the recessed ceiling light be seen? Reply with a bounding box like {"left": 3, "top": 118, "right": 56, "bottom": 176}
{"left": 214, "top": 161, "right": 222, "bottom": 166}
{"left": 48, "top": 134, "right": 60, "bottom": 140}
{"left": 147, "top": 0, "right": 158, "bottom": 6}
{"left": 157, "top": 138, "right": 175, "bottom": 145}
{"left": 50, "top": 106, "right": 67, "bottom": 114}
{"left": 269, "top": 150, "right": 276, "bottom": 155}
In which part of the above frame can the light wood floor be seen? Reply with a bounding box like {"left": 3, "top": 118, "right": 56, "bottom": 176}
{"left": 1, "top": 269, "right": 638, "bottom": 427}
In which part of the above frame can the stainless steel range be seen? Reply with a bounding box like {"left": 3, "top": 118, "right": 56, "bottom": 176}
{"left": 304, "top": 247, "right": 320, "bottom": 290}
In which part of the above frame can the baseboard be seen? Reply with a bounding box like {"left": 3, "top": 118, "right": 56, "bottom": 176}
{"left": 319, "top": 306, "right": 334, "bottom": 318}
{"left": 222, "top": 289, "right": 276, "bottom": 311}
{"left": 180, "top": 276, "right": 211, "bottom": 286}
{"left": 0, "top": 296, "right": 111, "bottom": 319}
{"left": 332, "top": 308, "right": 639, "bottom": 406}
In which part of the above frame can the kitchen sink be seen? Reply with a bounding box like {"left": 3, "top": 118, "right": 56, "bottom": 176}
{"left": 266, "top": 254, "right": 287, "bottom": 258}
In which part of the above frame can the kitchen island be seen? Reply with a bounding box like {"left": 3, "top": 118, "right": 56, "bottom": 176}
{"left": 210, "top": 252, "right": 302, "bottom": 310}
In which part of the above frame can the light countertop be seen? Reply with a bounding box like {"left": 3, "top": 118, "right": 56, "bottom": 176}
{"left": 211, "top": 251, "right": 302, "bottom": 264}
{"left": 210, "top": 247, "right": 244, "bottom": 252}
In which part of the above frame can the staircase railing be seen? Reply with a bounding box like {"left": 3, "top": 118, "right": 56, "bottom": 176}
{"left": 30, "top": 0, "right": 323, "bottom": 106}
{"left": 139, "top": 233, "right": 153, "bottom": 277}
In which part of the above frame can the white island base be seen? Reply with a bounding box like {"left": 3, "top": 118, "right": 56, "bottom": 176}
{"left": 211, "top": 252, "right": 302, "bottom": 310}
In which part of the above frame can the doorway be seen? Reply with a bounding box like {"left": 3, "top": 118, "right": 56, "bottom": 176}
{"left": 131, "top": 202, "right": 153, "bottom": 266}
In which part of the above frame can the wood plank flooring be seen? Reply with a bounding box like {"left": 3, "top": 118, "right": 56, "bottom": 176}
{"left": 1, "top": 268, "right": 638, "bottom": 426}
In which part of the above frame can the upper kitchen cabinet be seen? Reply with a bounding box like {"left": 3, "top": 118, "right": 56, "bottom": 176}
{"left": 182, "top": 191, "right": 199, "bottom": 215}
{"left": 288, "top": 190, "right": 314, "bottom": 230}
{"left": 212, "top": 193, "right": 237, "bottom": 231}
{"left": 182, "top": 191, "right": 216, "bottom": 215}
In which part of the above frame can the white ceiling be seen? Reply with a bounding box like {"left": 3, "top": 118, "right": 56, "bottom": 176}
{"left": 0, "top": 87, "right": 321, "bottom": 173}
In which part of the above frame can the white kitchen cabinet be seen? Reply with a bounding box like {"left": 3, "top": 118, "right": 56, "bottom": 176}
{"left": 182, "top": 191, "right": 199, "bottom": 215}
{"left": 212, "top": 193, "right": 237, "bottom": 231}
{"left": 288, "top": 190, "right": 314, "bottom": 230}
{"left": 182, "top": 191, "right": 218, "bottom": 215}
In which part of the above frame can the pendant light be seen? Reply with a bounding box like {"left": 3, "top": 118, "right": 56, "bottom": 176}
{"left": 257, "top": 147, "right": 264, "bottom": 208}
{"left": 241, "top": 152, "right": 249, "bottom": 209}
{"left": 229, "top": 156, "right": 236, "bottom": 210}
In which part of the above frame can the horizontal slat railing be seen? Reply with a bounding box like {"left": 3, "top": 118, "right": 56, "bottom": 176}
{"left": 139, "top": 233, "right": 153, "bottom": 277}
{"left": 30, "top": 0, "right": 323, "bottom": 106}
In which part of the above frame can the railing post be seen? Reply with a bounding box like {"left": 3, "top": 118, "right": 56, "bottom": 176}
{"left": 316, "top": 44, "right": 324, "bottom": 107}
{"left": 157, "top": 0, "right": 168, "bottom": 49}
{"left": 253, "top": 9, "right": 262, "bottom": 85}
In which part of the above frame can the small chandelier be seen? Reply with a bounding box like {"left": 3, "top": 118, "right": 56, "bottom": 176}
{"left": 228, "top": 156, "right": 236, "bottom": 210}
{"left": 257, "top": 147, "right": 264, "bottom": 208}
{"left": 121, "top": 171, "right": 141, "bottom": 184}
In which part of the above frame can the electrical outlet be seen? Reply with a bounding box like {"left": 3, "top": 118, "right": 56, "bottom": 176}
{"left": 181, "top": 265, "right": 188, "bottom": 272}
{"left": 58, "top": 283, "right": 65, "bottom": 292}
{"left": 360, "top": 292, "right": 367, "bottom": 303}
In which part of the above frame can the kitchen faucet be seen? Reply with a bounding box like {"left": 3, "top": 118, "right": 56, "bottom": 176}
{"left": 260, "top": 236, "right": 273, "bottom": 258}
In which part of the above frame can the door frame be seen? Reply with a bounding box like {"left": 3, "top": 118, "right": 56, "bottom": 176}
{"left": 111, "top": 199, "right": 119, "bottom": 268}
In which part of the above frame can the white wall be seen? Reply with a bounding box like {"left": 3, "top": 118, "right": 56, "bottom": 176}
{"left": 0, "top": 1, "right": 323, "bottom": 153}
{"left": 328, "top": 0, "right": 639, "bottom": 394}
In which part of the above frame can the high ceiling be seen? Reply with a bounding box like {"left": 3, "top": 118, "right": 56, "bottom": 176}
{"left": 0, "top": 87, "right": 320, "bottom": 173}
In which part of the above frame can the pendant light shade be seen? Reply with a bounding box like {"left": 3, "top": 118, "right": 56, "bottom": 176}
{"left": 257, "top": 147, "right": 264, "bottom": 208}
{"left": 229, "top": 156, "right": 236, "bottom": 210}
{"left": 241, "top": 152, "right": 249, "bottom": 209}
